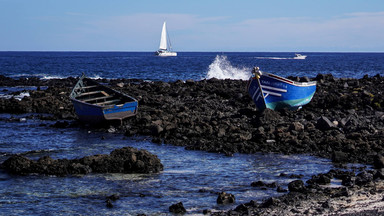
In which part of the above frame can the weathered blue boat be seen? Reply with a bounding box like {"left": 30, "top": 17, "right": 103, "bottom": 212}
{"left": 247, "top": 67, "right": 316, "bottom": 111}
{"left": 70, "top": 74, "right": 138, "bottom": 124}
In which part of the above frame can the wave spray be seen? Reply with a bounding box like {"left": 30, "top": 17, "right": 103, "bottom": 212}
{"left": 205, "top": 55, "right": 250, "bottom": 80}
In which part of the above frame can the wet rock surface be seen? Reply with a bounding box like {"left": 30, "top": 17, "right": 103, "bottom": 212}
{"left": 217, "top": 192, "right": 236, "bottom": 204}
{"left": 169, "top": 202, "right": 187, "bottom": 214}
{"left": 0, "top": 147, "right": 163, "bottom": 176}
{"left": 1, "top": 74, "right": 383, "bottom": 165}
{"left": 1, "top": 74, "right": 384, "bottom": 214}
{"left": 212, "top": 168, "right": 384, "bottom": 215}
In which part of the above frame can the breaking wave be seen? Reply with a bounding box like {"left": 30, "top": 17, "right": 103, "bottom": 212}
{"left": 255, "top": 57, "right": 291, "bottom": 60}
{"left": 255, "top": 57, "right": 305, "bottom": 60}
{"left": 205, "top": 55, "right": 250, "bottom": 80}
{"left": 8, "top": 73, "right": 103, "bottom": 80}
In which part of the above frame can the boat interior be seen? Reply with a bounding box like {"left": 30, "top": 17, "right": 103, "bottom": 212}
{"left": 74, "top": 80, "right": 134, "bottom": 106}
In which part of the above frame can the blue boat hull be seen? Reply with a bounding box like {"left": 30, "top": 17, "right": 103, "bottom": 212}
{"left": 248, "top": 73, "right": 316, "bottom": 111}
{"left": 70, "top": 74, "right": 138, "bottom": 124}
{"left": 72, "top": 99, "right": 138, "bottom": 124}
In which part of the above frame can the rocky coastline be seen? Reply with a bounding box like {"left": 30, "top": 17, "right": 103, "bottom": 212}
{"left": 1, "top": 73, "right": 384, "bottom": 215}
{"left": 0, "top": 147, "right": 163, "bottom": 176}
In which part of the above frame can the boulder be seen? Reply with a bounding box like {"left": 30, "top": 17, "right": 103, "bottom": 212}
{"left": 355, "top": 171, "right": 374, "bottom": 186}
{"left": 169, "top": 202, "right": 186, "bottom": 214}
{"left": 1, "top": 155, "right": 33, "bottom": 175}
{"left": 374, "top": 155, "right": 384, "bottom": 169}
{"left": 316, "top": 116, "right": 336, "bottom": 131}
{"left": 288, "top": 180, "right": 306, "bottom": 193}
{"left": 342, "top": 175, "right": 355, "bottom": 187}
{"left": 307, "top": 174, "right": 331, "bottom": 185}
{"left": 260, "top": 197, "right": 280, "bottom": 208}
{"left": 217, "top": 192, "right": 235, "bottom": 204}
{"left": 106, "top": 199, "right": 113, "bottom": 208}
{"left": 277, "top": 186, "right": 288, "bottom": 193}
{"left": 331, "top": 151, "right": 349, "bottom": 163}
{"left": 254, "top": 109, "right": 281, "bottom": 126}
{"left": 1, "top": 147, "right": 163, "bottom": 176}
{"left": 251, "top": 180, "right": 277, "bottom": 188}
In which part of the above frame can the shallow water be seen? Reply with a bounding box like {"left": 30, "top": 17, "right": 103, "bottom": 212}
{"left": 0, "top": 114, "right": 363, "bottom": 215}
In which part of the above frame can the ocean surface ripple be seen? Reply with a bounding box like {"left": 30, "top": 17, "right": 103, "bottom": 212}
{"left": 1, "top": 52, "right": 383, "bottom": 81}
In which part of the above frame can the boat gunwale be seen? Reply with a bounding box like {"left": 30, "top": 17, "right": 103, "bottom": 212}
{"left": 70, "top": 76, "right": 138, "bottom": 107}
{"left": 264, "top": 72, "right": 317, "bottom": 87}
{"left": 70, "top": 97, "right": 137, "bottom": 109}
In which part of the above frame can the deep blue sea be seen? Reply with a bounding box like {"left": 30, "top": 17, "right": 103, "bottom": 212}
{"left": 0, "top": 52, "right": 380, "bottom": 215}
{"left": 1, "top": 52, "right": 384, "bottom": 81}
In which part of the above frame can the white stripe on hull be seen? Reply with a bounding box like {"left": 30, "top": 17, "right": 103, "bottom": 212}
{"left": 252, "top": 87, "right": 260, "bottom": 100}
{"left": 260, "top": 85, "right": 287, "bottom": 92}
{"left": 262, "top": 90, "right": 282, "bottom": 97}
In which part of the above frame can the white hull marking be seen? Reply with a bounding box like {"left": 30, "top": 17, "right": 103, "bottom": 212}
{"left": 262, "top": 90, "right": 282, "bottom": 97}
{"left": 261, "top": 85, "right": 287, "bottom": 92}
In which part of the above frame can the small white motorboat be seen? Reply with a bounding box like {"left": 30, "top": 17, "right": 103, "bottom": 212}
{"left": 294, "top": 53, "right": 307, "bottom": 59}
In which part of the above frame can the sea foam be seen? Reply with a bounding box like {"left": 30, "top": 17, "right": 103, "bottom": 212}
{"left": 205, "top": 55, "right": 250, "bottom": 80}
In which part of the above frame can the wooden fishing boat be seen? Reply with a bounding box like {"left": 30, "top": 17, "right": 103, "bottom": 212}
{"left": 247, "top": 67, "right": 316, "bottom": 111}
{"left": 70, "top": 74, "right": 138, "bottom": 124}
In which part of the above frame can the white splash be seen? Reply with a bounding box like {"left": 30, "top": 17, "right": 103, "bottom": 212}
{"left": 41, "top": 75, "right": 67, "bottom": 80}
{"left": 87, "top": 74, "right": 103, "bottom": 80}
{"left": 205, "top": 55, "right": 250, "bottom": 80}
{"left": 15, "top": 92, "right": 30, "bottom": 100}
{"left": 255, "top": 56, "right": 305, "bottom": 60}
{"left": 255, "top": 57, "right": 290, "bottom": 60}
{"left": 9, "top": 73, "right": 67, "bottom": 80}
{"left": 0, "top": 92, "right": 30, "bottom": 100}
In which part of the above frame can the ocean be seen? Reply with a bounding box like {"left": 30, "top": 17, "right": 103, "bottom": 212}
{"left": 1, "top": 52, "right": 384, "bottom": 81}
{"left": 0, "top": 52, "right": 381, "bottom": 215}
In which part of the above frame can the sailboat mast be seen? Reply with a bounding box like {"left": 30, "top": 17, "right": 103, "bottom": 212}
{"left": 167, "top": 27, "right": 173, "bottom": 51}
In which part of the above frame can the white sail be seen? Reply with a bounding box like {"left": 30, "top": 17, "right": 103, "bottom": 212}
{"left": 159, "top": 22, "right": 167, "bottom": 50}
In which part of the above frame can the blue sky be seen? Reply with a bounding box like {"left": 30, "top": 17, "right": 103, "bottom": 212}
{"left": 1, "top": 0, "right": 384, "bottom": 52}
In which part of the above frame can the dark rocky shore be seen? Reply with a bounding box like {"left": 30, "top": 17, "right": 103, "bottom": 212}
{"left": 0, "top": 147, "right": 163, "bottom": 176}
{"left": 1, "top": 74, "right": 383, "bottom": 164}
{"left": 1, "top": 74, "right": 384, "bottom": 215}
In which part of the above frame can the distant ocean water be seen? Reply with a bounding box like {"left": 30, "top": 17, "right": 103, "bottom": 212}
{"left": 0, "top": 52, "right": 383, "bottom": 82}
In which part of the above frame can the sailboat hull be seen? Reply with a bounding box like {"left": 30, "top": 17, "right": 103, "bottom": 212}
{"left": 155, "top": 50, "right": 177, "bottom": 57}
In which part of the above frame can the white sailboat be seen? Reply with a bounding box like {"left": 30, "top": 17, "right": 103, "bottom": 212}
{"left": 155, "top": 22, "right": 177, "bottom": 57}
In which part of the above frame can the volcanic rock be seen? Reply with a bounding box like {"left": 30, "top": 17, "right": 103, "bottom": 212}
{"left": 217, "top": 192, "right": 236, "bottom": 204}
{"left": 1, "top": 147, "right": 163, "bottom": 176}
{"left": 316, "top": 116, "right": 336, "bottom": 131}
{"left": 169, "top": 202, "right": 186, "bottom": 214}
{"left": 288, "top": 180, "right": 306, "bottom": 193}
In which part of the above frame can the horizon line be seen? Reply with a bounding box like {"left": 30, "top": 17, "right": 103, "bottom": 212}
{"left": 1, "top": 50, "right": 384, "bottom": 53}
